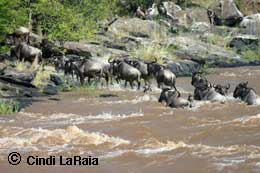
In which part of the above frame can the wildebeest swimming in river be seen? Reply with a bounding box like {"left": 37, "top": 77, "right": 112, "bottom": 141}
{"left": 191, "top": 72, "right": 226, "bottom": 101}
{"left": 158, "top": 88, "right": 193, "bottom": 108}
{"left": 233, "top": 82, "right": 258, "bottom": 105}
{"left": 213, "top": 83, "right": 230, "bottom": 96}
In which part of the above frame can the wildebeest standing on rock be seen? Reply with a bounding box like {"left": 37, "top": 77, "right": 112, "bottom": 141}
{"left": 11, "top": 42, "right": 42, "bottom": 64}
{"left": 7, "top": 27, "right": 42, "bottom": 65}
{"left": 233, "top": 82, "right": 258, "bottom": 105}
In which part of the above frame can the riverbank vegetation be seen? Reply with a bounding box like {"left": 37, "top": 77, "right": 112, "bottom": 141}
{"left": 0, "top": 0, "right": 118, "bottom": 53}
{"left": 0, "top": 99, "right": 19, "bottom": 114}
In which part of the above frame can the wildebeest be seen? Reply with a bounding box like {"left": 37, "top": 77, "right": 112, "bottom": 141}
{"left": 11, "top": 42, "right": 42, "bottom": 64}
{"left": 191, "top": 72, "right": 208, "bottom": 88}
{"left": 213, "top": 83, "right": 230, "bottom": 96}
{"left": 70, "top": 58, "right": 103, "bottom": 85}
{"left": 66, "top": 57, "right": 112, "bottom": 86}
{"left": 147, "top": 60, "right": 177, "bottom": 90}
{"left": 109, "top": 58, "right": 141, "bottom": 89}
{"left": 158, "top": 88, "right": 193, "bottom": 108}
{"left": 194, "top": 83, "right": 225, "bottom": 101}
{"left": 95, "top": 58, "right": 113, "bottom": 86}
{"left": 130, "top": 58, "right": 153, "bottom": 86}
{"left": 51, "top": 55, "right": 66, "bottom": 73}
{"left": 233, "top": 82, "right": 258, "bottom": 105}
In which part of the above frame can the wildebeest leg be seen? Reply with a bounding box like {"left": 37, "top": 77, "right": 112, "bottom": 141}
{"left": 124, "top": 81, "right": 128, "bottom": 88}
{"left": 105, "top": 75, "right": 109, "bottom": 87}
{"left": 116, "top": 77, "right": 120, "bottom": 84}
{"left": 137, "top": 81, "right": 141, "bottom": 90}
{"left": 172, "top": 83, "right": 177, "bottom": 91}
{"left": 156, "top": 78, "right": 161, "bottom": 88}
{"left": 109, "top": 74, "right": 113, "bottom": 85}
{"left": 80, "top": 75, "right": 85, "bottom": 85}
{"left": 130, "top": 81, "right": 134, "bottom": 89}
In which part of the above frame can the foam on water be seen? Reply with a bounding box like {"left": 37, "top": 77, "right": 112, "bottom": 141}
{"left": 0, "top": 126, "right": 130, "bottom": 153}
{"left": 101, "top": 139, "right": 260, "bottom": 169}
{"left": 18, "top": 111, "right": 144, "bottom": 126}
{"left": 196, "top": 113, "right": 260, "bottom": 128}
{"left": 103, "top": 94, "right": 157, "bottom": 104}
{"left": 255, "top": 97, "right": 260, "bottom": 105}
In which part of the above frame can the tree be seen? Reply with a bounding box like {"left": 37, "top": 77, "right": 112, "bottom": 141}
{"left": 0, "top": 0, "right": 117, "bottom": 52}
{"left": 0, "top": 0, "right": 27, "bottom": 52}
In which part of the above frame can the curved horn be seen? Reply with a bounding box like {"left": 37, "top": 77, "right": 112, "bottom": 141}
{"left": 226, "top": 83, "right": 231, "bottom": 89}
{"left": 108, "top": 57, "right": 114, "bottom": 63}
{"left": 177, "top": 90, "right": 181, "bottom": 97}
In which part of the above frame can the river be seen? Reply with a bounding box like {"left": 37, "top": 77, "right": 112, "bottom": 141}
{"left": 0, "top": 66, "right": 260, "bottom": 173}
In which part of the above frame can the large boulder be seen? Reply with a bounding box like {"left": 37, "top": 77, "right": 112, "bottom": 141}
{"left": 59, "top": 42, "right": 92, "bottom": 57}
{"left": 229, "top": 35, "right": 259, "bottom": 51}
{"left": 209, "top": 0, "right": 243, "bottom": 26}
{"left": 186, "top": 7, "right": 211, "bottom": 24}
{"left": 167, "top": 60, "right": 201, "bottom": 76}
{"left": 58, "top": 40, "right": 128, "bottom": 58}
{"left": 14, "top": 27, "right": 29, "bottom": 35}
{"left": 42, "top": 82, "right": 58, "bottom": 95}
{"left": 160, "top": 1, "right": 182, "bottom": 21}
{"left": 0, "top": 78, "right": 39, "bottom": 98}
{"left": 164, "top": 35, "right": 260, "bottom": 67}
{"left": 50, "top": 74, "right": 63, "bottom": 86}
{"left": 239, "top": 13, "right": 260, "bottom": 36}
{"left": 108, "top": 18, "right": 167, "bottom": 39}
{"left": 190, "top": 22, "right": 211, "bottom": 33}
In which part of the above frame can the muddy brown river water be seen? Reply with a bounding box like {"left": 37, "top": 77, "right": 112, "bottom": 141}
{"left": 0, "top": 67, "right": 260, "bottom": 173}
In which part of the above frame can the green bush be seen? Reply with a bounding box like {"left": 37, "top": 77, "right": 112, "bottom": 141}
{"left": 0, "top": 99, "right": 19, "bottom": 114}
{"left": 241, "top": 49, "right": 260, "bottom": 61}
{"left": 0, "top": 0, "right": 118, "bottom": 51}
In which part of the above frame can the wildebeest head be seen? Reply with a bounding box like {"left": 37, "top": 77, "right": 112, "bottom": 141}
{"left": 158, "top": 88, "right": 171, "bottom": 103}
{"left": 191, "top": 72, "right": 208, "bottom": 89}
{"left": 214, "top": 83, "right": 230, "bottom": 96}
{"left": 168, "top": 90, "right": 181, "bottom": 99}
{"left": 5, "top": 34, "right": 15, "bottom": 46}
{"left": 108, "top": 57, "right": 123, "bottom": 75}
{"left": 233, "top": 81, "right": 248, "bottom": 98}
{"left": 146, "top": 59, "right": 163, "bottom": 76}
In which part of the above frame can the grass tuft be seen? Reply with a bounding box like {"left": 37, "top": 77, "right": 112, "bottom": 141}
{"left": 32, "top": 66, "right": 52, "bottom": 89}
{"left": 241, "top": 49, "right": 260, "bottom": 61}
{"left": 0, "top": 99, "right": 19, "bottom": 114}
{"left": 130, "top": 43, "right": 178, "bottom": 63}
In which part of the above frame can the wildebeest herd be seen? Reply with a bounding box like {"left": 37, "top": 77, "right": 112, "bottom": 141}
{"left": 6, "top": 27, "right": 259, "bottom": 108}
{"left": 51, "top": 54, "right": 259, "bottom": 107}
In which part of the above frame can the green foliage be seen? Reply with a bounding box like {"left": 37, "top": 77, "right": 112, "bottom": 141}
{"left": 32, "top": 66, "right": 53, "bottom": 90}
{"left": 206, "top": 34, "right": 225, "bottom": 46}
{"left": 241, "top": 49, "right": 260, "bottom": 61}
{"left": 131, "top": 43, "right": 178, "bottom": 63}
{"left": 0, "top": 99, "right": 19, "bottom": 114}
{"left": 0, "top": 0, "right": 117, "bottom": 49}
{"left": 0, "top": 0, "right": 27, "bottom": 53}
